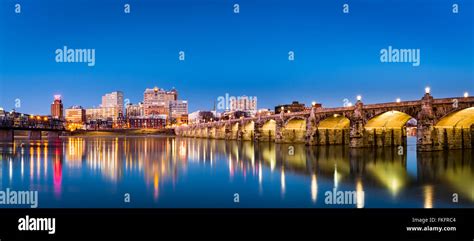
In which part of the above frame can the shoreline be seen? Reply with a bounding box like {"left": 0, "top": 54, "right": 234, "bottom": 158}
{"left": 67, "top": 129, "right": 175, "bottom": 137}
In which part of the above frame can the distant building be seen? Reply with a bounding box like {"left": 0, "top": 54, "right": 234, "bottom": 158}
{"left": 188, "top": 110, "right": 215, "bottom": 124}
{"left": 65, "top": 106, "right": 86, "bottom": 123}
{"left": 100, "top": 91, "right": 124, "bottom": 120}
{"left": 174, "top": 114, "right": 188, "bottom": 125}
{"left": 50, "top": 95, "right": 64, "bottom": 119}
{"left": 220, "top": 110, "right": 250, "bottom": 120}
{"left": 143, "top": 87, "right": 177, "bottom": 116}
{"left": 275, "top": 101, "right": 306, "bottom": 114}
{"left": 229, "top": 96, "right": 257, "bottom": 115}
{"left": 169, "top": 100, "right": 188, "bottom": 118}
{"left": 256, "top": 108, "right": 274, "bottom": 117}
{"left": 128, "top": 116, "right": 166, "bottom": 129}
{"left": 125, "top": 102, "right": 144, "bottom": 118}
{"left": 85, "top": 107, "right": 102, "bottom": 121}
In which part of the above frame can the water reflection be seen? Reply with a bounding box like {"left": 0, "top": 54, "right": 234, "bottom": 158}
{"left": 0, "top": 137, "right": 472, "bottom": 208}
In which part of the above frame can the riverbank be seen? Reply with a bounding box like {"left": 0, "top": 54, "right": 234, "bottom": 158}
{"left": 68, "top": 128, "right": 175, "bottom": 137}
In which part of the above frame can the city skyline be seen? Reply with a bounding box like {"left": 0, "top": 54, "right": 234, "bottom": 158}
{"left": 0, "top": 0, "right": 473, "bottom": 115}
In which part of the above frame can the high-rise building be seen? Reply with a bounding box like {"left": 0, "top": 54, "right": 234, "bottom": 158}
{"left": 65, "top": 106, "right": 86, "bottom": 123}
{"left": 100, "top": 91, "right": 124, "bottom": 120}
{"left": 51, "top": 95, "right": 64, "bottom": 119}
{"left": 169, "top": 100, "right": 188, "bottom": 118}
{"left": 143, "top": 87, "right": 178, "bottom": 116}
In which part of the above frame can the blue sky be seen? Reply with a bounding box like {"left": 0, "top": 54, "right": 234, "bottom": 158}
{"left": 0, "top": 0, "right": 472, "bottom": 115}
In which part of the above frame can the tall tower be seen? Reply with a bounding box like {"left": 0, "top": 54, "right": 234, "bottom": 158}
{"left": 51, "top": 94, "right": 64, "bottom": 119}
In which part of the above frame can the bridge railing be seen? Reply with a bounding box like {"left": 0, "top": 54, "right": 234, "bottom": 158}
{"left": 0, "top": 115, "right": 65, "bottom": 130}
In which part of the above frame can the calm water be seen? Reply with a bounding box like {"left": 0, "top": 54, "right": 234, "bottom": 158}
{"left": 0, "top": 136, "right": 473, "bottom": 208}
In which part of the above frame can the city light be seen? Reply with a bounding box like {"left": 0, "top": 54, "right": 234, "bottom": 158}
{"left": 356, "top": 95, "right": 362, "bottom": 101}
{"left": 396, "top": 98, "right": 401, "bottom": 103}
{"left": 464, "top": 92, "right": 469, "bottom": 98}
{"left": 425, "top": 86, "right": 430, "bottom": 94}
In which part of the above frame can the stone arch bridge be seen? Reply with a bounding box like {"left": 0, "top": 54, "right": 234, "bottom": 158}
{"left": 176, "top": 94, "right": 474, "bottom": 151}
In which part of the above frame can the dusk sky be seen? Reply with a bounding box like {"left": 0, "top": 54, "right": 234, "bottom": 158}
{"left": 0, "top": 0, "right": 472, "bottom": 115}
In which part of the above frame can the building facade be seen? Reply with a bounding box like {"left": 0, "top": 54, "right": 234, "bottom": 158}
{"left": 125, "top": 102, "right": 144, "bottom": 118}
{"left": 50, "top": 95, "right": 64, "bottom": 119}
{"left": 65, "top": 106, "right": 86, "bottom": 123}
{"left": 169, "top": 100, "right": 188, "bottom": 118}
{"left": 100, "top": 91, "right": 124, "bottom": 120}
{"left": 128, "top": 116, "right": 166, "bottom": 129}
{"left": 143, "top": 87, "right": 177, "bottom": 116}
{"left": 275, "top": 101, "right": 306, "bottom": 114}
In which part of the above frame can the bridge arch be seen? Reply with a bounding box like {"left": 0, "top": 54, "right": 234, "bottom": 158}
{"left": 259, "top": 119, "right": 276, "bottom": 142}
{"left": 241, "top": 121, "right": 255, "bottom": 141}
{"left": 316, "top": 115, "right": 350, "bottom": 145}
{"left": 280, "top": 117, "right": 306, "bottom": 143}
{"left": 434, "top": 107, "right": 474, "bottom": 149}
{"left": 364, "top": 110, "right": 415, "bottom": 147}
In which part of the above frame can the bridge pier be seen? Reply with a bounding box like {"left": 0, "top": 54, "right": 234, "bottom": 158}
{"left": 305, "top": 116, "right": 318, "bottom": 145}
{"left": 227, "top": 123, "right": 239, "bottom": 140}
{"left": 274, "top": 119, "right": 284, "bottom": 143}
{"left": 0, "top": 129, "right": 14, "bottom": 142}
{"left": 349, "top": 101, "right": 365, "bottom": 148}
{"left": 215, "top": 125, "right": 226, "bottom": 139}
{"left": 417, "top": 93, "right": 439, "bottom": 151}
{"left": 209, "top": 127, "right": 216, "bottom": 139}
{"left": 28, "top": 130, "right": 42, "bottom": 140}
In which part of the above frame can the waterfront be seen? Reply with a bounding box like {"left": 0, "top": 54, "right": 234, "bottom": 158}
{"left": 0, "top": 136, "right": 472, "bottom": 208}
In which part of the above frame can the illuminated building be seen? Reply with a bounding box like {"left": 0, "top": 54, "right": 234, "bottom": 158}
{"left": 275, "top": 101, "right": 306, "bottom": 114}
{"left": 188, "top": 110, "right": 215, "bottom": 124}
{"left": 65, "top": 106, "right": 86, "bottom": 123}
{"left": 128, "top": 116, "right": 166, "bottom": 129}
{"left": 50, "top": 95, "right": 64, "bottom": 119}
{"left": 143, "top": 87, "right": 177, "bottom": 116}
{"left": 125, "top": 102, "right": 144, "bottom": 118}
{"left": 169, "top": 100, "right": 188, "bottom": 118}
{"left": 100, "top": 91, "right": 124, "bottom": 120}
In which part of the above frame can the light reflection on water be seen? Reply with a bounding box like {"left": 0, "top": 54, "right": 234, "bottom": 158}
{"left": 0, "top": 136, "right": 472, "bottom": 208}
